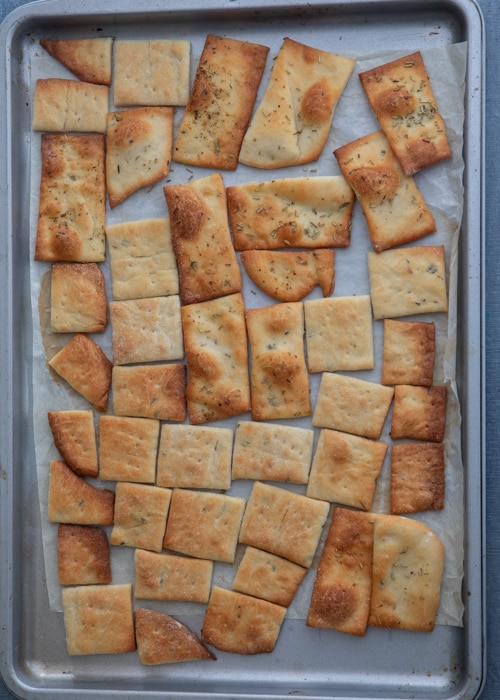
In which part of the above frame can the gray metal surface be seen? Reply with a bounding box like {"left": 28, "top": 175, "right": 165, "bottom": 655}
{"left": 0, "top": 0, "right": 486, "bottom": 698}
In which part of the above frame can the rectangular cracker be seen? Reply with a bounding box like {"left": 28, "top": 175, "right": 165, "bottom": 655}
{"left": 313, "top": 372, "right": 394, "bottom": 440}
{"left": 32, "top": 78, "right": 109, "bottom": 133}
{"left": 382, "top": 319, "right": 436, "bottom": 386}
{"left": 134, "top": 549, "right": 213, "bottom": 603}
{"left": 228, "top": 177, "right": 354, "bottom": 250}
{"left": 35, "top": 134, "right": 106, "bottom": 262}
{"left": 231, "top": 420, "right": 314, "bottom": 484}
{"left": 47, "top": 410, "right": 98, "bottom": 479}
{"left": 359, "top": 51, "right": 451, "bottom": 176}
{"left": 306, "top": 507, "right": 374, "bottom": 636}
{"left": 40, "top": 38, "right": 113, "bottom": 85}
{"left": 110, "top": 482, "right": 172, "bottom": 553}
{"left": 181, "top": 293, "right": 250, "bottom": 424}
{"left": 334, "top": 130, "right": 436, "bottom": 252}
{"left": 174, "top": 34, "right": 269, "bottom": 170}
{"left": 50, "top": 262, "right": 107, "bottom": 334}
{"left": 48, "top": 460, "right": 114, "bottom": 526}
{"left": 245, "top": 302, "right": 311, "bottom": 421}
{"left": 99, "top": 415, "right": 160, "bottom": 483}
{"left": 390, "top": 384, "right": 448, "bottom": 442}
{"left": 368, "top": 246, "right": 448, "bottom": 320}
{"left": 163, "top": 173, "right": 242, "bottom": 305}
{"left": 112, "top": 364, "right": 186, "bottom": 422}
{"left": 390, "top": 442, "right": 445, "bottom": 514}
{"left": 58, "top": 524, "right": 111, "bottom": 586}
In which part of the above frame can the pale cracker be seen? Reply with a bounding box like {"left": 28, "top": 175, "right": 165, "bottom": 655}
{"left": 50, "top": 262, "right": 107, "bottom": 334}
{"left": 32, "top": 78, "right": 109, "bottom": 133}
{"left": 112, "top": 364, "right": 186, "bottom": 422}
{"left": 47, "top": 460, "right": 114, "bottom": 526}
{"left": 134, "top": 549, "right": 213, "bottom": 603}
{"left": 99, "top": 415, "right": 160, "bottom": 483}
{"left": 110, "top": 482, "right": 172, "bottom": 553}
{"left": 390, "top": 442, "right": 445, "bottom": 514}
{"left": 382, "top": 319, "right": 436, "bottom": 386}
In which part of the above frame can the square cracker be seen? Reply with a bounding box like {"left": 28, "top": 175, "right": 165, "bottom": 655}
{"left": 40, "top": 38, "right": 113, "bottom": 85}
{"left": 359, "top": 51, "right": 451, "bottom": 176}
{"left": 47, "top": 410, "right": 98, "bottom": 478}
{"left": 99, "top": 415, "right": 160, "bottom": 483}
{"left": 134, "top": 549, "right": 213, "bottom": 603}
{"left": 313, "top": 373, "right": 394, "bottom": 440}
{"left": 382, "top": 319, "right": 436, "bottom": 386}
{"left": 48, "top": 460, "right": 114, "bottom": 526}
{"left": 181, "top": 293, "right": 250, "bottom": 424}
{"left": 228, "top": 176, "right": 354, "bottom": 250}
{"left": 35, "top": 134, "right": 106, "bottom": 262}
{"left": 113, "top": 39, "right": 190, "bottom": 106}
{"left": 135, "top": 608, "right": 215, "bottom": 665}
{"left": 306, "top": 429, "right": 388, "bottom": 511}
{"left": 368, "top": 514, "right": 444, "bottom": 631}
{"left": 110, "top": 482, "right": 172, "bottom": 553}
{"left": 239, "top": 37, "right": 355, "bottom": 168}
{"left": 163, "top": 489, "right": 246, "bottom": 563}
{"left": 334, "top": 130, "right": 436, "bottom": 252}
{"left": 231, "top": 420, "right": 314, "bottom": 484}
{"left": 112, "top": 364, "right": 186, "bottom": 422}
{"left": 174, "top": 34, "right": 269, "bottom": 170}
{"left": 201, "top": 586, "right": 286, "bottom": 655}
{"left": 390, "top": 442, "right": 445, "bottom": 514}
{"left": 391, "top": 384, "right": 447, "bottom": 442}
{"left": 106, "top": 107, "right": 173, "bottom": 208}
{"left": 106, "top": 218, "right": 178, "bottom": 301}
{"left": 306, "top": 507, "right": 374, "bottom": 636}
{"left": 62, "top": 583, "right": 136, "bottom": 655}
{"left": 232, "top": 546, "right": 307, "bottom": 607}
{"left": 164, "top": 173, "right": 242, "bottom": 305}
{"left": 245, "top": 302, "right": 311, "bottom": 421}
{"left": 304, "top": 295, "right": 374, "bottom": 373}
{"left": 156, "top": 424, "right": 233, "bottom": 490}
{"left": 109, "top": 296, "right": 183, "bottom": 365}
{"left": 32, "top": 78, "right": 109, "bottom": 133}
{"left": 239, "top": 481, "right": 329, "bottom": 568}
{"left": 48, "top": 333, "right": 112, "bottom": 412}
{"left": 50, "top": 262, "right": 107, "bottom": 334}
{"left": 57, "top": 524, "right": 111, "bottom": 585}
{"left": 368, "top": 245, "right": 448, "bottom": 320}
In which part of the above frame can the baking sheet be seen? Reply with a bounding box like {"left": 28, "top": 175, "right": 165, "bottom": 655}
{"left": 0, "top": 1, "right": 485, "bottom": 699}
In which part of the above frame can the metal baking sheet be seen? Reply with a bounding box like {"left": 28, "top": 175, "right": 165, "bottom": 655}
{"left": 0, "top": 0, "right": 485, "bottom": 698}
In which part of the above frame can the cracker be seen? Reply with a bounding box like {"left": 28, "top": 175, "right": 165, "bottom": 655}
{"left": 367, "top": 246, "right": 448, "bottom": 319}
{"left": 181, "top": 293, "right": 250, "bottom": 424}
{"left": 48, "top": 333, "right": 112, "bottom": 412}
{"left": 135, "top": 608, "right": 216, "bottom": 665}
{"left": 359, "top": 51, "right": 451, "bottom": 176}
{"left": 232, "top": 546, "right": 307, "bottom": 607}
{"left": 306, "top": 507, "right": 374, "bottom": 636}
{"left": 99, "top": 415, "right": 160, "bottom": 483}
{"left": 245, "top": 302, "right": 311, "bottom": 421}
{"left": 163, "top": 173, "right": 242, "bottom": 305}
{"left": 368, "top": 514, "right": 444, "bottom": 631}
{"left": 40, "top": 38, "right": 113, "bottom": 85}
{"left": 313, "top": 373, "right": 394, "bottom": 440}
{"left": 174, "top": 34, "right": 269, "bottom": 170}
{"left": 62, "top": 583, "right": 136, "bottom": 655}
{"left": 334, "top": 130, "right": 436, "bottom": 252}
{"left": 112, "top": 364, "right": 186, "bottom": 422}
{"left": 228, "top": 176, "right": 354, "bottom": 250}
{"left": 50, "top": 262, "right": 107, "bottom": 333}
{"left": 231, "top": 420, "right": 314, "bottom": 484}
{"left": 304, "top": 295, "right": 374, "bottom": 373}
{"left": 163, "top": 489, "right": 246, "bottom": 563}
{"left": 106, "top": 107, "right": 173, "bottom": 208}
{"left": 201, "top": 586, "right": 287, "bottom": 655}
{"left": 57, "top": 524, "right": 111, "bottom": 585}
{"left": 110, "top": 482, "right": 172, "bottom": 553}
{"left": 390, "top": 442, "right": 445, "bottom": 514}
{"left": 106, "top": 218, "right": 178, "bottom": 301}
{"left": 32, "top": 78, "right": 109, "bottom": 133}
{"left": 239, "top": 37, "right": 355, "bottom": 168}
{"left": 35, "top": 134, "right": 106, "bottom": 262}
{"left": 113, "top": 39, "right": 191, "bottom": 106}
{"left": 391, "top": 384, "right": 447, "bottom": 442}
{"left": 382, "top": 319, "right": 436, "bottom": 386}
{"left": 134, "top": 549, "right": 213, "bottom": 603}
{"left": 239, "top": 481, "right": 329, "bottom": 568}
{"left": 306, "top": 429, "right": 388, "bottom": 510}
{"left": 156, "top": 424, "right": 233, "bottom": 490}
{"left": 109, "top": 296, "right": 183, "bottom": 365}
{"left": 48, "top": 460, "right": 114, "bottom": 525}
{"left": 240, "top": 250, "right": 335, "bottom": 302}
{"left": 47, "top": 410, "right": 98, "bottom": 478}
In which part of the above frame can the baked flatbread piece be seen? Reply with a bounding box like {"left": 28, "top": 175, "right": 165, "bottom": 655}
{"left": 382, "top": 319, "right": 436, "bottom": 386}
{"left": 391, "top": 384, "right": 448, "bottom": 442}
{"left": 110, "top": 482, "right": 172, "bottom": 553}
{"left": 40, "top": 38, "right": 113, "bottom": 85}
{"left": 50, "top": 262, "right": 107, "bottom": 333}
{"left": 48, "top": 460, "right": 114, "bottom": 525}
{"left": 32, "top": 78, "right": 109, "bottom": 133}
{"left": 58, "top": 524, "right": 111, "bottom": 585}
{"left": 112, "top": 364, "right": 186, "bottom": 422}
{"left": 239, "top": 37, "right": 355, "bottom": 168}
{"left": 174, "top": 34, "right": 269, "bottom": 169}
{"left": 134, "top": 549, "right": 213, "bottom": 603}
{"left": 99, "top": 415, "right": 160, "bottom": 483}
{"left": 35, "top": 134, "right": 106, "bottom": 262}
{"left": 391, "top": 442, "right": 445, "bottom": 514}
{"left": 47, "top": 410, "right": 98, "bottom": 478}
{"left": 359, "top": 51, "right": 451, "bottom": 175}
{"left": 106, "top": 107, "right": 173, "bottom": 208}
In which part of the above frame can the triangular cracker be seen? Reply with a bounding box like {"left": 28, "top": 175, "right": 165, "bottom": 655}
{"left": 40, "top": 38, "right": 113, "bottom": 85}
{"left": 47, "top": 460, "right": 114, "bottom": 525}
{"left": 47, "top": 410, "right": 98, "bottom": 478}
